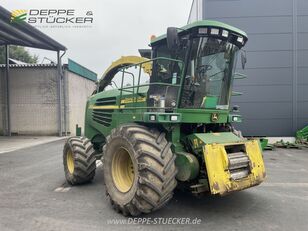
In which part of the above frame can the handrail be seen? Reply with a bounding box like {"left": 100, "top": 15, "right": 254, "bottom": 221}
{"left": 117, "top": 57, "right": 184, "bottom": 110}
{"left": 119, "top": 82, "right": 181, "bottom": 91}
{"left": 117, "top": 57, "right": 184, "bottom": 71}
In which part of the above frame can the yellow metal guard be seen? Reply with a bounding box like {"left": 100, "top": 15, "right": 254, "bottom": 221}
{"left": 203, "top": 140, "right": 266, "bottom": 195}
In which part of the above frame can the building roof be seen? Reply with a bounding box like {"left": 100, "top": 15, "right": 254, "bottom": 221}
{"left": 0, "top": 63, "right": 57, "bottom": 68}
{"left": 67, "top": 59, "right": 97, "bottom": 82}
{"left": 0, "top": 6, "right": 66, "bottom": 51}
{"left": 0, "top": 59, "right": 97, "bottom": 83}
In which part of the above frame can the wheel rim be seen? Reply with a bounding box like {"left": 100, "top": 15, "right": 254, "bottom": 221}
{"left": 111, "top": 147, "right": 135, "bottom": 193}
{"left": 67, "top": 150, "right": 75, "bottom": 174}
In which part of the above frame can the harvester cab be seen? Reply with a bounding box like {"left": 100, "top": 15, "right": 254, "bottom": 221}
{"left": 63, "top": 20, "right": 266, "bottom": 216}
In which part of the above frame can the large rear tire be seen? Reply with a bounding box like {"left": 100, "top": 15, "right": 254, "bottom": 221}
{"left": 63, "top": 137, "right": 96, "bottom": 185}
{"left": 103, "top": 124, "right": 177, "bottom": 216}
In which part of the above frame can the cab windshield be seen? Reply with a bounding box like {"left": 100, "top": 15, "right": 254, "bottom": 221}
{"left": 180, "top": 37, "right": 239, "bottom": 109}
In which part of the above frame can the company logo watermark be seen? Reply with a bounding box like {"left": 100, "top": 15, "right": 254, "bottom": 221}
{"left": 10, "top": 9, "right": 94, "bottom": 28}
{"left": 11, "top": 10, "right": 27, "bottom": 23}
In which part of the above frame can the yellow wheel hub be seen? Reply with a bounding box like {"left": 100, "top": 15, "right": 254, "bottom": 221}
{"left": 67, "top": 150, "right": 75, "bottom": 174}
{"left": 112, "top": 148, "right": 135, "bottom": 193}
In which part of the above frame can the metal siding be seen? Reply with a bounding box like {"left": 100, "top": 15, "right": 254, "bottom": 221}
{"left": 234, "top": 68, "right": 293, "bottom": 86}
{"left": 298, "top": 68, "right": 308, "bottom": 84}
{"left": 236, "top": 119, "right": 293, "bottom": 136}
{"left": 209, "top": 17, "right": 293, "bottom": 34}
{"left": 198, "top": 0, "right": 308, "bottom": 136}
{"left": 204, "top": 0, "right": 293, "bottom": 18}
{"left": 297, "top": 0, "right": 308, "bottom": 130}
{"left": 298, "top": 0, "right": 308, "bottom": 15}
{"left": 232, "top": 85, "right": 292, "bottom": 103}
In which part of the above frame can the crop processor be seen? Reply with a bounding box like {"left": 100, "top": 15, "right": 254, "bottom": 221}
{"left": 63, "top": 20, "right": 266, "bottom": 216}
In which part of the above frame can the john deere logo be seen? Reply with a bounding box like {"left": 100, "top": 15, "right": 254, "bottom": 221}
{"left": 11, "top": 10, "right": 28, "bottom": 23}
{"left": 211, "top": 113, "right": 219, "bottom": 122}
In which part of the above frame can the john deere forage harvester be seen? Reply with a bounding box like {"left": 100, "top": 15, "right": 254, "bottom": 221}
{"left": 63, "top": 20, "right": 266, "bottom": 216}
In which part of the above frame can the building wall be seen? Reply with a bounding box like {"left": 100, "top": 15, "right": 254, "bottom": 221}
{"left": 0, "top": 65, "right": 96, "bottom": 136}
{"left": 0, "top": 69, "right": 4, "bottom": 135}
{"left": 65, "top": 70, "right": 96, "bottom": 136}
{"left": 189, "top": 0, "right": 308, "bottom": 136}
{"left": 188, "top": 0, "right": 204, "bottom": 23}
{"left": 0, "top": 66, "right": 59, "bottom": 135}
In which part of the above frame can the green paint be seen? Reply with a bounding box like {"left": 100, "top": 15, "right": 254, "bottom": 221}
{"left": 260, "top": 138, "right": 269, "bottom": 151}
{"left": 68, "top": 59, "right": 97, "bottom": 82}
{"left": 75, "top": 124, "right": 82, "bottom": 136}
{"left": 188, "top": 132, "right": 243, "bottom": 148}
{"left": 296, "top": 126, "right": 308, "bottom": 140}
{"left": 204, "top": 96, "right": 218, "bottom": 108}
{"left": 175, "top": 152, "right": 199, "bottom": 181}
{"left": 83, "top": 21, "right": 252, "bottom": 187}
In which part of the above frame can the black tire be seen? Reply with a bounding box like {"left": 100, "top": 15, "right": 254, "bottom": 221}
{"left": 63, "top": 136, "right": 96, "bottom": 185}
{"left": 103, "top": 124, "right": 177, "bottom": 216}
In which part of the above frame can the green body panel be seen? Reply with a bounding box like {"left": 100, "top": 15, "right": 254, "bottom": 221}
{"left": 188, "top": 132, "right": 243, "bottom": 147}
{"left": 185, "top": 132, "right": 245, "bottom": 156}
{"left": 85, "top": 88, "right": 230, "bottom": 141}
{"left": 175, "top": 152, "right": 199, "bottom": 181}
{"left": 176, "top": 109, "right": 228, "bottom": 123}
{"left": 204, "top": 96, "right": 218, "bottom": 108}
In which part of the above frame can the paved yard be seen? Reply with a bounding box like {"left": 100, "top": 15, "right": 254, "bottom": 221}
{"left": 0, "top": 140, "right": 307, "bottom": 231}
{"left": 0, "top": 136, "right": 65, "bottom": 154}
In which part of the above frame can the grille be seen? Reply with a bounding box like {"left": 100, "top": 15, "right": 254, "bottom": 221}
{"left": 92, "top": 97, "right": 116, "bottom": 127}
{"left": 95, "top": 97, "right": 116, "bottom": 106}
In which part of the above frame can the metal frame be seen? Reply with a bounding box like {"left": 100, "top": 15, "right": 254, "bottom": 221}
{"left": 0, "top": 6, "right": 66, "bottom": 136}
{"left": 4, "top": 45, "right": 10, "bottom": 136}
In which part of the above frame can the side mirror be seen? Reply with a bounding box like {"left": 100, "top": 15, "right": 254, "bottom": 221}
{"left": 241, "top": 50, "right": 247, "bottom": 69}
{"left": 167, "top": 27, "right": 180, "bottom": 51}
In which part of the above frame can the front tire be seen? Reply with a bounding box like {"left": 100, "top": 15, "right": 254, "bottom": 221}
{"left": 103, "top": 124, "right": 177, "bottom": 216}
{"left": 63, "top": 137, "right": 96, "bottom": 185}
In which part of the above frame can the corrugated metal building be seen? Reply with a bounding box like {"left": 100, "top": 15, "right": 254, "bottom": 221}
{"left": 189, "top": 0, "right": 308, "bottom": 136}
{"left": 0, "top": 59, "right": 96, "bottom": 135}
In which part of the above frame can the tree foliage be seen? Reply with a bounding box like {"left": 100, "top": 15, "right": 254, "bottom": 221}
{"left": 0, "top": 45, "right": 38, "bottom": 64}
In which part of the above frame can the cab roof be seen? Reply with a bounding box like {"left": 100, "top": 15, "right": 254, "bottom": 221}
{"left": 151, "top": 20, "right": 248, "bottom": 45}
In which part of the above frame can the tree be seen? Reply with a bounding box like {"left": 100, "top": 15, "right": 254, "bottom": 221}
{"left": 0, "top": 45, "right": 38, "bottom": 64}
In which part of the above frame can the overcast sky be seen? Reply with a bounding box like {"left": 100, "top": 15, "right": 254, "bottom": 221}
{"left": 2, "top": 0, "right": 192, "bottom": 77}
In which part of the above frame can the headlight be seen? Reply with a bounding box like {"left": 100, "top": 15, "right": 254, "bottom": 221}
{"left": 170, "top": 115, "right": 178, "bottom": 121}
{"left": 222, "top": 30, "right": 229, "bottom": 38}
{"left": 237, "top": 36, "right": 244, "bottom": 44}
{"left": 232, "top": 116, "right": 239, "bottom": 122}
{"left": 149, "top": 115, "right": 156, "bottom": 121}
{"left": 211, "top": 28, "right": 219, "bottom": 35}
